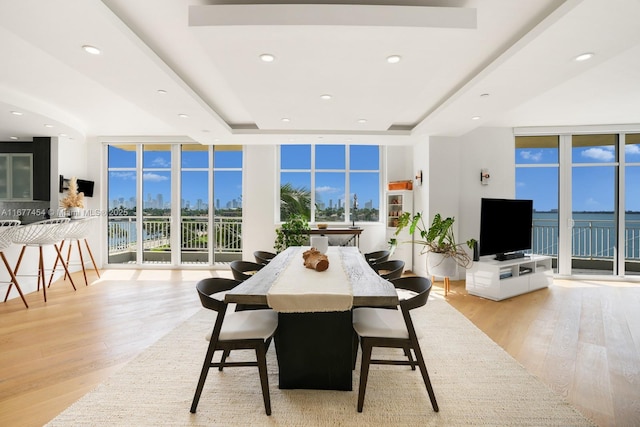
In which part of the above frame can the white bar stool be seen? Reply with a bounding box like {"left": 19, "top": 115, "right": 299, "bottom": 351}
{"left": 0, "top": 220, "right": 28, "bottom": 308}
{"left": 11, "top": 218, "right": 76, "bottom": 302}
{"left": 48, "top": 217, "right": 100, "bottom": 287}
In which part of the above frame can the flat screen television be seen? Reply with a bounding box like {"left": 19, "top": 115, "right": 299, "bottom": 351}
{"left": 76, "top": 179, "right": 94, "bottom": 197}
{"left": 479, "top": 198, "right": 533, "bottom": 261}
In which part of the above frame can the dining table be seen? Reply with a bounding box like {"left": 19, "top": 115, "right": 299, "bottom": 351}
{"left": 225, "top": 246, "right": 398, "bottom": 391}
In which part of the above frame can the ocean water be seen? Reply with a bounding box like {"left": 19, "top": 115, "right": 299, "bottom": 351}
{"left": 532, "top": 211, "right": 640, "bottom": 258}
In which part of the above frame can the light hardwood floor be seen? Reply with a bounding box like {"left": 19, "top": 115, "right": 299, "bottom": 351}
{"left": 0, "top": 270, "right": 638, "bottom": 427}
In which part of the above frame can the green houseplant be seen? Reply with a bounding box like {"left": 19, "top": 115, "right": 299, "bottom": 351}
{"left": 274, "top": 214, "right": 310, "bottom": 253}
{"left": 394, "top": 212, "right": 476, "bottom": 272}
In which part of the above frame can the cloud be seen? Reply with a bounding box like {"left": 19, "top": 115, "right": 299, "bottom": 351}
{"left": 625, "top": 144, "right": 640, "bottom": 156}
{"left": 316, "top": 185, "right": 339, "bottom": 193}
{"left": 519, "top": 150, "right": 542, "bottom": 162}
{"left": 581, "top": 147, "right": 614, "bottom": 161}
{"left": 151, "top": 157, "right": 170, "bottom": 167}
{"left": 143, "top": 172, "right": 169, "bottom": 182}
{"left": 109, "top": 171, "right": 135, "bottom": 180}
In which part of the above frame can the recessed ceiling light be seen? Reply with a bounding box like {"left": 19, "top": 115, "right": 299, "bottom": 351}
{"left": 9, "top": 136, "right": 18, "bottom": 140}
{"left": 44, "top": 124, "right": 54, "bottom": 128}
{"left": 387, "top": 55, "right": 401, "bottom": 64}
{"left": 320, "top": 94, "right": 332, "bottom": 100}
{"left": 178, "top": 113, "right": 189, "bottom": 118}
{"left": 357, "top": 119, "right": 367, "bottom": 123}
{"left": 575, "top": 52, "right": 594, "bottom": 62}
{"left": 281, "top": 118, "right": 290, "bottom": 122}
{"left": 82, "top": 45, "right": 101, "bottom": 55}
{"left": 157, "top": 89, "right": 167, "bottom": 95}
{"left": 10, "top": 111, "right": 22, "bottom": 116}
{"left": 260, "top": 53, "right": 275, "bottom": 62}
{"left": 471, "top": 116, "right": 481, "bottom": 120}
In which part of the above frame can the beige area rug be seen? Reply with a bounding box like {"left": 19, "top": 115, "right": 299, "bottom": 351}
{"left": 47, "top": 295, "right": 594, "bottom": 427}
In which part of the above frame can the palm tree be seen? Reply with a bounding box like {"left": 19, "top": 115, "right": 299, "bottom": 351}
{"left": 280, "top": 183, "right": 311, "bottom": 221}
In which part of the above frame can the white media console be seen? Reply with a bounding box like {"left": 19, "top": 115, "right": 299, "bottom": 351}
{"left": 465, "top": 254, "right": 553, "bottom": 301}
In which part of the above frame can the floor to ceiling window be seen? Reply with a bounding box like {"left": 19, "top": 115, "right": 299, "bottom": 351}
{"left": 624, "top": 133, "right": 640, "bottom": 275}
{"left": 107, "top": 142, "right": 242, "bottom": 266}
{"left": 515, "top": 135, "right": 559, "bottom": 273}
{"left": 571, "top": 134, "right": 618, "bottom": 275}
{"left": 142, "top": 145, "right": 172, "bottom": 264}
{"left": 279, "top": 144, "right": 380, "bottom": 224}
{"left": 516, "top": 130, "right": 640, "bottom": 278}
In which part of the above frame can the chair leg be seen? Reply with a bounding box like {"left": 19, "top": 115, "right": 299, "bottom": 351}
{"left": 352, "top": 330, "right": 359, "bottom": 370}
{"left": 1, "top": 252, "right": 28, "bottom": 308}
{"left": 256, "top": 343, "right": 272, "bottom": 415}
{"left": 412, "top": 342, "right": 439, "bottom": 412}
{"left": 218, "top": 349, "right": 230, "bottom": 371}
{"left": 190, "top": 340, "right": 217, "bottom": 413}
{"left": 357, "top": 339, "right": 373, "bottom": 412}
{"left": 403, "top": 346, "right": 416, "bottom": 370}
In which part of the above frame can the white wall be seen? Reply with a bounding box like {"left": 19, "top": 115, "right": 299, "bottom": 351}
{"left": 409, "top": 127, "right": 515, "bottom": 278}
{"left": 242, "top": 145, "right": 278, "bottom": 259}
{"left": 457, "top": 127, "right": 516, "bottom": 246}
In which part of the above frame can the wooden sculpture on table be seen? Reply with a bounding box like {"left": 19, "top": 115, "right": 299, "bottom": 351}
{"left": 302, "top": 247, "right": 329, "bottom": 272}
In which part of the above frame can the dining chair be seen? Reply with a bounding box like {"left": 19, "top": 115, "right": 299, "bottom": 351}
{"left": 364, "top": 250, "right": 390, "bottom": 267}
{"left": 352, "top": 276, "right": 439, "bottom": 413}
{"left": 0, "top": 220, "right": 28, "bottom": 308}
{"left": 190, "top": 277, "right": 278, "bottom": 416}
{"left": 371, "top": 259, "right": 405, "bottom": 280}
{"left": 230, "top": 260, "right": 264, "bottom": 282}
{"left": 9, "top": 218, "right": 76, "bottom": 303}
{"left": 253, "top": 250, "right": 276, "bottom": 265}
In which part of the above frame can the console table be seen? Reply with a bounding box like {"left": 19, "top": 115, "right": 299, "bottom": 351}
{"left": 465, "top": 255, "right": 552, "bottom": 301}
{"left": 308, "top": 227, "right": 362, "bottom": 247}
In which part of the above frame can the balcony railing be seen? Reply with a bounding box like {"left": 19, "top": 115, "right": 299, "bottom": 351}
{"left": 532, "top": 218, "right": 640, "bottom": 260}
{"left": 107, "top": 216, "right": 242, "bottom": 259}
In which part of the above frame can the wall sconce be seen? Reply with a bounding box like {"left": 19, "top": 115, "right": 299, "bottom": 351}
{"left": 480, "top": 168, "right": 490, "bottom": 185}
{"left": 415, "top": 170, "right": 423, "bottom": 186}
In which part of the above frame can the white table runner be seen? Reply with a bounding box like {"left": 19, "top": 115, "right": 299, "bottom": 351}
{"left": 266, "top": 246, "right": 354, "bottom": 313}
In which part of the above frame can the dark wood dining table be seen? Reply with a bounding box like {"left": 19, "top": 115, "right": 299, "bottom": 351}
{"left": 225, "top": 246, "right": 398, "bottom": 391}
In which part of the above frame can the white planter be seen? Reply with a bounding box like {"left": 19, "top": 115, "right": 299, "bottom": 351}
{"left": 68, "top": 207, "right": 83, "bottom": 219}
{"left": 426, "top": 251, "right": 457, "bottom": 278}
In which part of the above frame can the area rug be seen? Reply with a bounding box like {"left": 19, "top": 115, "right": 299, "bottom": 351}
{"left": 47, "top": 294, "right": 594, "bottom": 426}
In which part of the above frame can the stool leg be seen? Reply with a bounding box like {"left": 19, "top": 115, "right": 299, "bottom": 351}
{"left": 6, "top": 245, "right": 27, "bottom": 302}
{"left": 39, "top": 246, "right": 47, "bottom": 302}
{"left": 83, "top": 239, "right": 100, "bottom": 278}
{"left": 1, "top": 252, "right": 28, "bottom": 308}
{"left": 47, "top": 240, "right": 66, "bottom": 288}
{"left": 76, "top": 239, "right": 88, "bottom": 287}
{"left": 444, "top": 277, "right": 450, "bottom": 296}
{"left": 54, "top": 243, "right": 76, "bottom": 291}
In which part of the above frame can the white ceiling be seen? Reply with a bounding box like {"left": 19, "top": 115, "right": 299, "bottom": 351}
{"left": 1, "top": 0, "right": 640, "bottom": 146}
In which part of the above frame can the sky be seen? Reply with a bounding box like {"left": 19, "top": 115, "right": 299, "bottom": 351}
{"left": 107, "top": 145, "right": 380, "bottom": 211}
{"left": 516, "top": 143, "right": 640, "bottom": 212}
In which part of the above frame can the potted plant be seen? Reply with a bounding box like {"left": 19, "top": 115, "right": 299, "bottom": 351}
{"left": 394, "top": 212, "right": 476, "bottom": 276}
{"left": 274, "top": 214, "right": 310, "bottom": 253}
{"left": 60, "top": 176, "right": 85, "bottom": 219}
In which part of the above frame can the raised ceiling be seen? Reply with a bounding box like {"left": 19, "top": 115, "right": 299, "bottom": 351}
{"left": 1, "top": 0, "right": 640, "bottom": 145}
